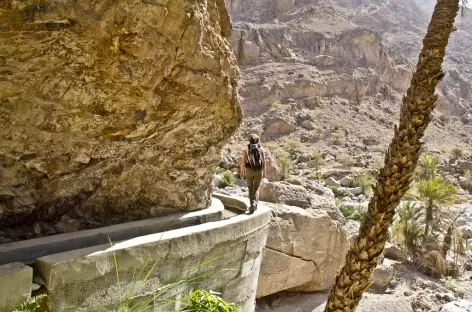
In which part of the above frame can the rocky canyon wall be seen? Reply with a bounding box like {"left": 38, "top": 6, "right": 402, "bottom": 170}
{"left": 0, "top": 0, "right": 242, "bottom": 240}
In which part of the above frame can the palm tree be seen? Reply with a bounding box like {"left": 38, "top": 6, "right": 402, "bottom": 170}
{"left": 324, "top": 1, "right": 461, "bottom": 311}
{"left": 416, "top": 153, "right": 440, "bottom": 180}
{"left": 416, "top": 177, "right": 456, "bottom": 240}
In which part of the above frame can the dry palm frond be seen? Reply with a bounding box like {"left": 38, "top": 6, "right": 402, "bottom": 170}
{"left": 422, "top": 250, "right": 447, "bottom": 278}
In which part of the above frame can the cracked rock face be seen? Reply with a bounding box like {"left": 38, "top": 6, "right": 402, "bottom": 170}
{"left": 0, "top": 0, "right": 242, "bottom": 240}
{"left": 256, "top": 204, "right": 349, "bottom": 297}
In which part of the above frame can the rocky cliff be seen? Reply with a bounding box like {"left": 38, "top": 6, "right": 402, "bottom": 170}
{"left": 224, "top": 0, "right": 472, "bottom": 164}
{"left": 0, "top": 0, "right": 242, "bottom": 240}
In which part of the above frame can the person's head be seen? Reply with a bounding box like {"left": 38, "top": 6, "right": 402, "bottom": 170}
{"left": 249, "top": 134, "right": 260, "bottom": 145}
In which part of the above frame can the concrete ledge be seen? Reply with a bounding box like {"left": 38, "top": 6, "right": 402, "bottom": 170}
{"left": 0, "top": 198, "right": 225, "bottom": 265}
{"left": 37, "top": 204, "right": 271, "bottom": 312}
{"left": 0, "top": 262, "right": 33, "bottom": 312}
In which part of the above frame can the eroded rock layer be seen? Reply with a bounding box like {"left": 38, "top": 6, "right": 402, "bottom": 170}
{"left": 0, "top": 0, "right": 242, "bottom": 240}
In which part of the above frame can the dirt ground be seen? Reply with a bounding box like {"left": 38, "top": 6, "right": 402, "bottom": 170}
{"left": 256, "top": 261, "right": 472, "bottom": 312}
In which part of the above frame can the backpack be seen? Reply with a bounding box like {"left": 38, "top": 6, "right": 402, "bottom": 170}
{"left": 246, "top": 144, "right": 264, "bottom": 169}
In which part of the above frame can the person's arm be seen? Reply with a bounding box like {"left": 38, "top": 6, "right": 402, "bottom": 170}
{"left": 240, "top": 149, "right": 247, "bottom": 178}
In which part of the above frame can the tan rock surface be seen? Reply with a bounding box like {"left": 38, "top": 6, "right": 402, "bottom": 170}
{"left": 257, "top": 204, "right": 349, "bottom": 296}
{"left": 0, "top": 0, "right": 242, "bottom": 239}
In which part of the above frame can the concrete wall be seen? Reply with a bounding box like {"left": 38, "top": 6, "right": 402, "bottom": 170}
{"left": 0, "top": 199, "right": 224, "bottom": 265}
{"left": 36, "top": 205, "right": 271, "bottom": 312}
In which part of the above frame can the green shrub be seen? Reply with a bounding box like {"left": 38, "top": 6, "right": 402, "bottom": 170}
{"left": 12, "top": 294, "right": 47, "bottom": 312}
{"left": 330, "top": 132, "right": 344, "bottom": 145}
{"left": 219, "top": 171, "right": 236, "bottom": 188}
{"left": 182, "top": 290, "right": 240, "bottom": 312}
{"left": 285, "top": 139, "right": 300, "bottom": 151}
{"left": 392, "top": 202, "right": 423, "bottom": 251}
{"left": 331, "top": 120, "right": 340, "bottom": 131}
{"left": 271, "top": 100, "right": 282, "bottom": 110}
{"left": 276, "top": 154, "right": 292, "bottom": 180}
{"left": 451, "top": 147, "right": 464, "bottom": 159}
{"left": 351, "top": 174, "right": 375, "bottom": 195}
{"left": 340, "top": 204, "right": 366, "bottom": 222}
{"left": 264, "top": 141, "right": 283, "bottom": 156}
{"left": 308, "top": 152, "right": 326, "bottom": 179}
{"left": 338, "top": 154, "right": 355, "bottom": 167}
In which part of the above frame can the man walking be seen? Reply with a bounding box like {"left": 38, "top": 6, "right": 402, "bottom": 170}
{"left": 240, "top": 134, "right": 265, "bottom": 213}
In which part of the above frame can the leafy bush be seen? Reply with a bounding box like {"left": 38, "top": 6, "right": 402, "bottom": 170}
{"left": 271, "top": 100, "right": 282, "bottom": 110}
{"left": 12, "top": 295, "right": 47, "bottom": 312}
{"left": 308, "top": 152, "right": 325, "bottom": 179}
{"left": 393, "top": 202, "right": 423, "bottom": 251}
{"left": 331, "top": 120, "right": 340, "bottom": 131}
{"left": 464, "top": 169, "right": 472, "bottom": 178}
{"left": 415, "top": 154, "right": 440, "bottom": 180}
{"left": 441, "top": 276, "right": 458, "bottom": 292}
{"left": 182, "top": 290, "right": 240, "bottom": 312}
{"left": 340, "top": 204, "right": 366, "bottom": 222}
{"left": 338, "top": 154, "right": 354, "bottom": 167}
{"left": 330, "top": 132, "right": 344, "bottom": 145}
{"left": 219, "top": 171, "right": 236, "bottom": 188}
{"left": 276, "top": 154, "right": 292, "bottom": 180}
{"left": 351, "top": 174, "right": 375, "bottom": 195}
{"left": 285, "top": 139, "right": 300, "bottom": 151}
{"left": 451, "top": 147, "right": 464, "bottom": 159}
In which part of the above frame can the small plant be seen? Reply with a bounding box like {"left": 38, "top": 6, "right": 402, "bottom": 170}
{"left": 308, "top": 152, "right": 326, "bottom": 179}
{"left": 12, "top": 294, "right": 47, "bottom": 312}
{"left": 331, "top": 120, "right": 340, "bottom": 131}
{"left": 464, "top": 169, "right": 472, "bottom": 178}
{"left": 451, "top": 147, "right": 464, "bottom": 159}
{"left": 271, "top": 100, "right": 282, "bottom": 110}
{"left": 340, "top": 204, "right": 366, "bottom": 222}
{"left": 441, "top": 276, "right": 458, "bottom": 292}
{"left": 415, "top": 153, "right": 440, "bottom": 180}
{"left": 338, "top": 154, "right": 355, "bottom": 167}
{"left": 330, "top": 132, "right": 344, "bottom": 145}
{"left": 351, "top": 174, "right": 375, "bottom": 195}
{"left": 276, "top": 154, "right": 292, "bottom": 180}
{"left": 284, "top": 139, "right": 300, "bottom": 152}
{"left": 219, "top": 171, "right": 236, "bottom": 188}
{"left": 182, "top": 290, "right": 240, "bottom": 312}
{"left": 393, "top": 202, "right": 424, "bottom": 252}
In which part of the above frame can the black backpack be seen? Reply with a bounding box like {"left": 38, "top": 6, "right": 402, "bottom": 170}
{"left": 246, "top": 144, "right": 264, "bottom": 169}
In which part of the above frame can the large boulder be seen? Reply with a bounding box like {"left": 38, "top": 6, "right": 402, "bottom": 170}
{"left": 457, "top": 161, "right": 472, "bottom": 174}
{"left": 0, "top": 0, "right": 242, "bottom": 239}
{"left": 370, "top": 263, "right": 394, "bottom": 289}
{"left": 259, "top": 182, "right": 343, "bottom": 221}
{"left": 459, "top": 177, "right": 472, "bottom": 193}
{"left": 256, "top": 204, "right": 349, "bottom": 297}
{"left": 264, "top": 149, "right": 282, "bottom": 182}
{"left": 441, "top": 300, "right": 472, "bottom": 312}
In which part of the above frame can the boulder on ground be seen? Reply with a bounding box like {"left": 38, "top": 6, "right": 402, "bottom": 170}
{"left": 371, "top": 263, "right": 394, "bottom": 289}
{"left": 264, "top": 149, "right": 282, "bottom": 182}
{"left": 457, "top": 161, "right": 472, "bottom": 174}
{"left": 0, "top": 0, "right": 242, "bottom": 237}
{"left": 383, "top": 242, "right": 407, "bottom": 262}
{"left": 441, "top": 300, "right": 472, "bottom": 312}
{"left": 259, "top": 182, "right": 343, "bottom": 221}
{"left": 340, "top": 176, "right": 352, "bottom": 187}
{"left": 459, "top": 177, "right": 472, "bottom": 193}
{"left": 257, "top": 204, "right": 349, "bottom": 297}
{"left": 325, "top": 176, "right": 339, "bottom": 187}
{"left": 338, "top": 186, "right": 363, "bottom": 196}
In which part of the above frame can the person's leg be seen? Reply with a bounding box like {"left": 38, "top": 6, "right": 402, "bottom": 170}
{"left": 252, "top": 169, "right": 262, "bottom": 210}
{"left": 246, "top": 168, "right": 255, "bottom": 210}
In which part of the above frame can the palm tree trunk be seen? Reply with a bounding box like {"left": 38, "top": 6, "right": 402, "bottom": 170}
{"left": 424, "top": 199, "right": 434, "bottom": 239}
{"left": 324, "top": 1, "right": 459, "bottom": 311}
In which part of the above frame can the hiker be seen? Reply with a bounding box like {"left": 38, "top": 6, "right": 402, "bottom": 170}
{"left": 240, "top": 134, "right": 266, "bottom": 213}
